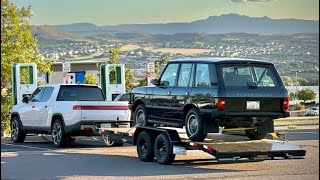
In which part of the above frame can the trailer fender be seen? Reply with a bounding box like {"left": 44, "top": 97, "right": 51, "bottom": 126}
{"left": 133, "top": 126, "right": 181, "bottom": 145}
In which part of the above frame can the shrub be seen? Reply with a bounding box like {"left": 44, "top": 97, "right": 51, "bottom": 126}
{"left": 295, "top": 103, "right": 305, "bottom": 110}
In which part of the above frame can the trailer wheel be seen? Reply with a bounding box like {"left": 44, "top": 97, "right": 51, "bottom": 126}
{"left": 185, "top": 108, "right": 207, "bottom": 141}
{"left": 137, "top": 131, "right": 154, "bottom": 162}
{"left": 135, "top": 104, "right": 150, "bottom": 126}
{"left": 154, "top": 133, "right": 175, "bottom": 165}
{"left": 245, "top": 130, "right": 266, "bottom": 140}
{"left": 11, "top": 116, "right": 26, "bottom": 143}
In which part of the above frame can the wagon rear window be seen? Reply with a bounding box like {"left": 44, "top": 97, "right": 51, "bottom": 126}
{"left": 222, "top": 65, "right": 280, "bottom": 87}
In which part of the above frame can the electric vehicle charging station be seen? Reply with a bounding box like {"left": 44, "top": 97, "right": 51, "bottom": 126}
{"left": 100, "top": 64, "right": 125, "bottom": 101}
{"left": 12, "top": 63, "right": 37, "bottom": 105}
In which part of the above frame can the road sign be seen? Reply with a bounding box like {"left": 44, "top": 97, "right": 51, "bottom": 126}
{"left": 62, "top": 61, "right": 71, "bottom": 72}
{"left": 147, "top": 62, "right": 155, "bottom": 73}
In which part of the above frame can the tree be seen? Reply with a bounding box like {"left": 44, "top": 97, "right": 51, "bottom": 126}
{"left": 109, "top": 48, "right": 119, "bottom": 64}
{"left": 154, "top": 55, "right": 170, "bottom": 77}
{"left": 281, "top": 76, "right": 293, "bottom": 86}
{"left": 137, "top": 77, "right": 147, "bottom": 87}
{"left": 1, "top": 0, "right": 54, "bottom": 135}
{"left": 289, "top": 91, "right": 297, "bottom": 101}
{"left": 124, "top": 64, "right": 134, "bottom": 92}
{"left": 296, "top": 88, "right": 317, "bottom": 104}
{"left": 84, "top": 74, "right": 97, "bottom": 85}
{"left": 297, "top": 77, "right": 308, "bottom": 86}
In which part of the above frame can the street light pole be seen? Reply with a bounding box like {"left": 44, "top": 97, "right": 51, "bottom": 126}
{"left": 292, "top": 70, "right": 300, "bottom": 110}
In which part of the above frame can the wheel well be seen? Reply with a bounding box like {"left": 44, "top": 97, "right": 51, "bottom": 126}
{"left": 11, "top": 114, "right": 19, "bottom": 121}
{"left": 51, "top": 114, "right": 65, "bottom": 129}
{"left": 183, "top": 104, "right": 198, "bottom": 121}
{"left": 132, "top": 100, "right": 144, "bottom": 112}
{"left": 10, "top": 114, "right": 20, "bottom": 125}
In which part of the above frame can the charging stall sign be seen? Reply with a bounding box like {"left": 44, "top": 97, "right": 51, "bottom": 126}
{"left": 62, "top": 61, "right": 71, "bottom": 72}
{"left": 147, "top": 62, "right": 155, "bottom": 86}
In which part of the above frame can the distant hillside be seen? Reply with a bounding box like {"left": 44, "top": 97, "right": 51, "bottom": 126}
{"left": 32, "top": 25, "right": 92, "bottom": 42}
{"left": 74, "top": 30, "right": 156, "bottom": 41}
{"left": 55, "top": 14, "right": 319, "bottom": 35}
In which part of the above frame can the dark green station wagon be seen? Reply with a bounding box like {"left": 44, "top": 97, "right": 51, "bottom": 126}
{"left": 130, "top": 58, "right": 290, "bottom": 141}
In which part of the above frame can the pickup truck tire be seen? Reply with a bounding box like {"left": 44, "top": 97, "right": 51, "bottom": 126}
{"left": 135, "top": 104, "right": 150, "bottom": 126}
{"left": 11, "top": 117, "right": 26, "bottom": 143}
{"left": 154, "top": 133, "right": 175, "bottom": 165}
{"left": 245, "top": 130, "right": 267, "bottom": 140}
{"left": 185, "top": 108, "right": 207, "bottom": 141}
{"left": 51, "top": 119, "right": 67, "bottom": 147}
{"left": 137, "top": 131, "right": 154, "bottom": 162}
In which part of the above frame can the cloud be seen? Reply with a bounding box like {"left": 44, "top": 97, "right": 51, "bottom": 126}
{"left": 231, "top": 0, "right": 272, "bottom": 2}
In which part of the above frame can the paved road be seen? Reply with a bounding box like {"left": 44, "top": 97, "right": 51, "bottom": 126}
{"left": 1, "top": 131, "right": 319, "bottom": 180}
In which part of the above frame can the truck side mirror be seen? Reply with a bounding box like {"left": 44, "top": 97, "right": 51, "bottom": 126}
{"left": 22, "top": 96, "right": 29, "bottom": 103}
{"left": 151, "top": 79, "right": 159, "bottom": 86}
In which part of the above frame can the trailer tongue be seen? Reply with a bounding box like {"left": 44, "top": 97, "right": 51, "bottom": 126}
{"left": 99, "top": 126, "right": 306, "bottom": 165}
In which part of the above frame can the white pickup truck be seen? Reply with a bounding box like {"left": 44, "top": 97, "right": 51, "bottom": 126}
{"left": 10, "top": 84, "right": 131, "bottom": 147}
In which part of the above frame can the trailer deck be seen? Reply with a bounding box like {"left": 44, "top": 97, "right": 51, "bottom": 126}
{"left": 99, "top": 127, "right": 306, "bottom": 164}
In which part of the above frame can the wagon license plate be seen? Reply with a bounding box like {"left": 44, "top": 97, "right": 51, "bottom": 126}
{"left": 101, "top": 123, "right": 112, "bottom": 128}
{"left": 173, "top": 146, "right": 186, "bottom": 155}
{"left": 247, "top": 101, "right": 260, "bottom": 110}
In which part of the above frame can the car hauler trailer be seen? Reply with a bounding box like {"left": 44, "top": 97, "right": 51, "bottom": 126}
{"left": 99, "top": 126, "right": 306, "bottom": 165}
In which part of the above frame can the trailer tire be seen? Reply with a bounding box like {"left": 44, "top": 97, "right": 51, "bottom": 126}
{"left": 154, "top": 133, "right": 175, "bottom": 165}
{"left": 245, "top": 130, "right": 266, "bottom": 140}
{"left": 137, "top": 131, "right": 154, "bottom": 162}
{"left": 135, "top": 104, "right": 150, "bottom": 126}
{"left": 11, "top": 116, "right": 26, "bottom": 143}
{"left": 185, "top": 108, "right": 207, "bottom": 141}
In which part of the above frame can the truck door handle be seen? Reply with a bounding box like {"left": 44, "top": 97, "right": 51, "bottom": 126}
{"left": 186, "top": 92, "right": 190, "bottom": 95}
{"left": 44, "top": 106, "right": 48, "bottom": 108}
{"left": 32, "top": 106, "right": 35, "bottom": 108}
{"left": 167, "top": 91, "right": 171, "bottom": 95}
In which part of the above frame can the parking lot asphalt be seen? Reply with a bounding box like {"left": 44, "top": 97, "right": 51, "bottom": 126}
{"left": 1, "top": 130, "right": 319, "bottom": 180}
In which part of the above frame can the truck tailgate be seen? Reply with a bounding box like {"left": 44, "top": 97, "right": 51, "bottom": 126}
{"left": 73, "top": 101, "right": 131, "bottom": 121}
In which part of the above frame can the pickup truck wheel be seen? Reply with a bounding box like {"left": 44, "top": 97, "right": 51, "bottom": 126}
{"left": 51, "top": 120, "right": 67, "bottom": 147}
{"left": 102, "top": 134, "right": 124, "bottom": 147}
{"left": 185, "top": 108, "right": 207, "bottom": 141}
{"left": 154, "top": 133, "right": 175, "bottom": 165}
{"left": 135, "top": 104, "right": 149, "bottom": 126}
{"left": 245, "top": 130, "right": 266, "bottom": 140}
{"left": 11, "top": 117, "right": 26, "bottom": 143}
{"left": 137, "top": 131, "right": 154, "bottom": 162}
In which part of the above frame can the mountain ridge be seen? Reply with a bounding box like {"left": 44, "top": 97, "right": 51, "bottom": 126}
{"left": 53, "top": 13, "right": 319, "bottom": 35}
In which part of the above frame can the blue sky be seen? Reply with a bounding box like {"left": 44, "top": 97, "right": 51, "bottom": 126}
{"left": 11, "top": 0, "right": 319, "bottom": 25}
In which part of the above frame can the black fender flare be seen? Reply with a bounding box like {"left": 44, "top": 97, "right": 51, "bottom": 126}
{"left": 51, "top": 113, "right": 67, "bottom": 129}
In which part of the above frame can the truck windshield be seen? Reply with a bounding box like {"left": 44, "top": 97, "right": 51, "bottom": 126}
{"left": 57, "top": 86, "right": 105, "bottom": 101}
{"left": 221, "top": 65, "right": 280, "bottom": 87}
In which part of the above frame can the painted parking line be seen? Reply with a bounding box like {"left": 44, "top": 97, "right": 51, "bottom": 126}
{"left": 1, "top": 143, "right": 53, "bottom": 151}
